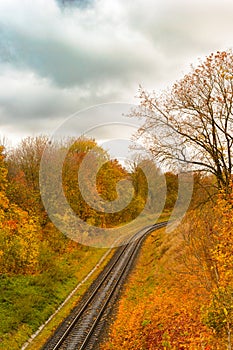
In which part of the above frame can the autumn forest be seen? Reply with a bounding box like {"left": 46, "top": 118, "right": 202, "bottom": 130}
{"left": 1, "top": 50, "right": 233, "bottom": 350}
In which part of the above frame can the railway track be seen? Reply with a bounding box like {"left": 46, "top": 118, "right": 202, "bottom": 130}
{"left": 41, "top": 221, "right": 167, "bottom": 350}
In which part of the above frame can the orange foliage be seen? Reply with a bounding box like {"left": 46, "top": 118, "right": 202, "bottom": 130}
{"left": 102, "top": 229, "right": 213, "bottom": 350}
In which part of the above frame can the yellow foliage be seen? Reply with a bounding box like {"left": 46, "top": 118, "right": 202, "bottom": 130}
{"left": 0, "top": 146, "right": 40, "bottom": 274}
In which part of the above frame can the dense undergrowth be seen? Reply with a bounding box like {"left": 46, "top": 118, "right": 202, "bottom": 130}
{"left": 102, "top": 191, "right": 233, "bottom": 349}
{"left": 102, "top": 227, "right": 212, "bottom": 350}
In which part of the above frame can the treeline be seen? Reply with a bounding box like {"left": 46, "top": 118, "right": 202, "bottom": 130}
{"left": 0, "top": 135, "right": 181, "bottom": 275}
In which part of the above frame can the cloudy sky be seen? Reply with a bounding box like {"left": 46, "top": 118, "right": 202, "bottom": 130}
{"left": 0, "top": 0, "right": 233, "bottom": 145}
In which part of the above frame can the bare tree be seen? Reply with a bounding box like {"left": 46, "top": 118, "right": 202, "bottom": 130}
{"left": 130, "top": 50, "right": 233, "bottom": 191}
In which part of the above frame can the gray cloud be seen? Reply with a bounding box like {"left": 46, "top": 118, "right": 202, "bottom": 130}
{"left": 0, "top": 0, "right": 156, "bottom": 88}
{"left": 0, "top": 0, "right": 233, "bottom": 143}
{"left": 56, "top": 0, "right": 93, "bottom": 9}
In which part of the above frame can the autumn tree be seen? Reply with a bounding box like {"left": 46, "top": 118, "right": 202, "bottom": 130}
{"left": 7, "top": 136, "right": 49, "bottom": 223}
{"left": 62, "top": 138, "right": 107, "bottom": 228}
{"left": 164, "top": 172, "right": 178, "bottom": 211}
{"left": 131, "top": 50, "right": 233, "bottom": 192}
{"left": 0, "top": 146, "right": 40, "bottom": 274}
{"left": 8, "top": 136, "right": 48, "bottom": 192}
{"left": 0, "top": 146, "right": 9, "bottom": 216}
{"left": 62, "top": 138, "right": 145, "bottom": 228}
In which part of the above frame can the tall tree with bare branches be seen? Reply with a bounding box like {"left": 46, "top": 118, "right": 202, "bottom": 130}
{"left": 131, "top": 50, "right": 233, "bottom": 191}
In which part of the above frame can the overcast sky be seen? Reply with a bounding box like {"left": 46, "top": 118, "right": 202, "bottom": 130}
{"left": 0, "top": 0, "right": 233, "bottom": 146}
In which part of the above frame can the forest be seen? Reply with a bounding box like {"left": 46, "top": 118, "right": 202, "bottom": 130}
{"left": 1, "top": 50, "right": 233, "bottom": 350}
{"left": 0, "top": 135, "right": 179, "bottom": 349}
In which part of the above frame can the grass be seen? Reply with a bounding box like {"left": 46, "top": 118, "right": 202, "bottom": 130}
{"left": 0, "top": 245, "right": 114, "bottom": 350}
{"left": 25, "top": 247, "right": 115, "bottom": 350}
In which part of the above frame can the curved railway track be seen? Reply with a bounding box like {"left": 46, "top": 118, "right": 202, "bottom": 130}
{"left": 41, "top": 221, "right": 167, "bottom": 350}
